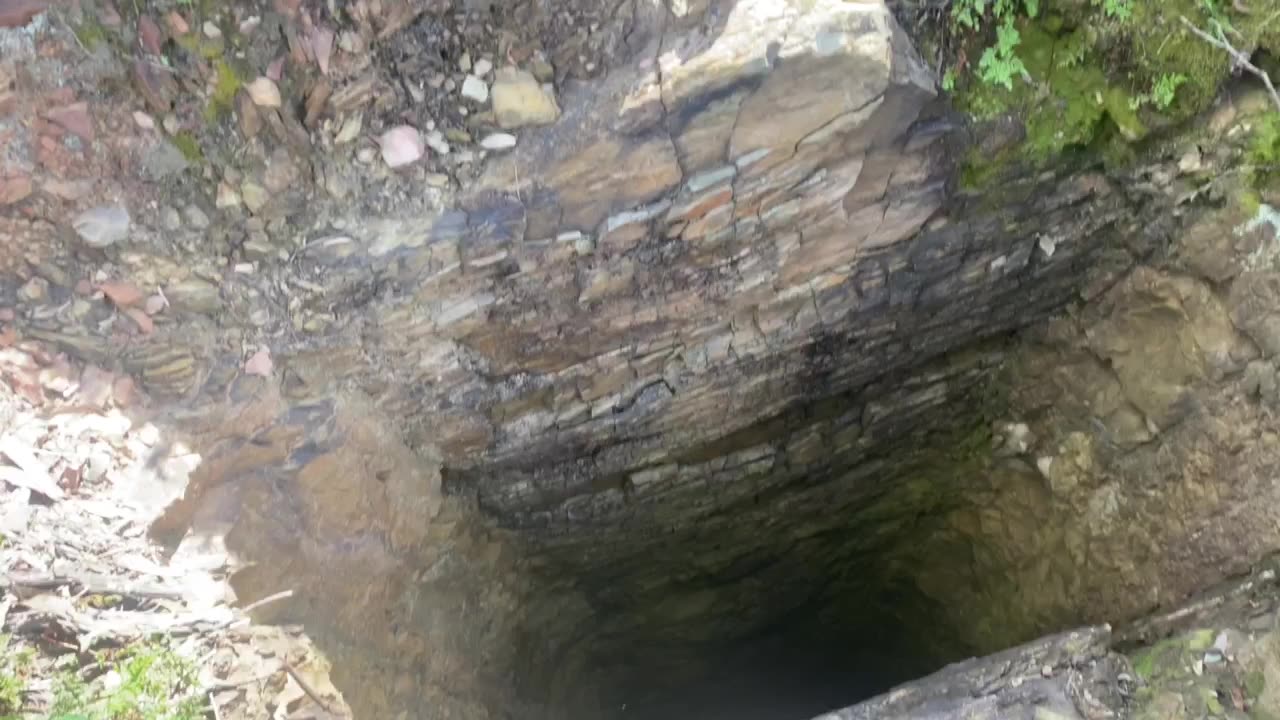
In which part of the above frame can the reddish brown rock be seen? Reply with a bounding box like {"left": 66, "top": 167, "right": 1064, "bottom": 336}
{"left": 0, "top": 174, "right": 33, "bottom": 205}
{"left": 45, "top": 102, "right": 94, "bottom": 142}
{"left": 0, "top": 0, "right": 48, "bottom": 28}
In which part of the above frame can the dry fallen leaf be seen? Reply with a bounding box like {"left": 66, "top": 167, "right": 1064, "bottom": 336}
{"left": 379, "top": 125, "right": 423, "bottom": 168}
{"left": 246, "top": 76, "right": 282, "bottom": 107}
{"left": 97, "top": 281, "right": 145, "bottom": 307}
{"left": 310, "top": 26, "right": 334, "bottom": 75}
{"left": 244, "top": 347, "right": 273, "bottom": 377}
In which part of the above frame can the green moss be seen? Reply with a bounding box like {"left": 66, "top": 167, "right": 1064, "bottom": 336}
{"left": 1246, "top": 669, "right": 1267, "bottom": 700}
{"left": 204, "top": 60, "right": 243, "bottom": 123}
{"left": 1126, "top": 0, "right": 1231, "bottom": 121}
{"left": 946, "top": 0, "right": 1276, "bottom": 187}
{"left": 1103, "top": 87, "right": 1147, "bottom": 141}
{"left": 1130, "top": 637, "right": 1187, "bottom": 681}
{"left": 71, "top": 16, "right": 107, "bottom": 50}
{"left": 169, "top": 133, "right": 204, "bottom": 164}
{"left": 175, "top": 32, "right": 227, "bottom": 61}
{"left": 1186, "top": 627, "right": 1216, "bottom": 651}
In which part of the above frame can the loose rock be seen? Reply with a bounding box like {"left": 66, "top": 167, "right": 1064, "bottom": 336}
{"left": 461, "top": 75, "right": 489, "bottom": 103}
{"left": 182, "top": 205, "right": 210, "bottom": 229}
{"left": 491, "top": 68, "right": 560, "bottom": 129}
{"left": 379, "top": 125, "right": 424, "bottom": 168}
{"left": 160, "top": 206, "right": 182, "bottom": 231}
{"left": 241, "top": 181, "right": 268, "bottom": 213}
{"left": 246, "top": 77, "right": 282, "bottom": 108}
{"left": 73, "top": 206, "right": 131, "bottom": 248}
{"left": 480, "top": 133, "right": 517, "bottom": 150}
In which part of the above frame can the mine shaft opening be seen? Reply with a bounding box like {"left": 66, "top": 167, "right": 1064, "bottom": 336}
{"left": 450, "top": 434, "right": 997, "bottom": 719}
{"left": 502, "top": 515, "right": 973, "bottom": 720}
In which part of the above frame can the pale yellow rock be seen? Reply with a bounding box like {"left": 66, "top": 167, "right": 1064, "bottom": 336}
{"left": 491, "top": 68, "right": 561, "bottom": 129}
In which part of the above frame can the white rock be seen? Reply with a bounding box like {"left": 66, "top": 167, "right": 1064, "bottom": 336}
{"left": 246, "top": 77, "right": 282, "bottom": 108}
{"left": 424, "top": 130, "right": 451, "bottom": 155}
{"left": 460, "top": 74, "right": 489, "bottom": 103}
{"left": 73, "top": 206, "right": 131, "bottom": 248}
{"left": 133, "top": 111, "right": 155, "bottom": 130}
{"left": 379, "top": 125, "right": 424, "bottom": 168}
{"left": 202, "top": 20, "right": 221, "bottom": 38}
{"left": 473, "top": 57, "right": 493, "bottom": 77}
{"left": 480, "top": 133, "right": 517, "bottom": 150}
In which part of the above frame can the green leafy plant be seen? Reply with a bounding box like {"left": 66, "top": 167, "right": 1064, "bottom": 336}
{"left": 1151, "top": 73, "right": 1188, "bottom": 109}
{"left": 948, "top": 0, "right": 1040, "bottom": 90}
{"left": 0, "top": 634, "right": 36, "bottom": 717}
{"left": 1128, "top": 73, "right": 1189, "bottom": 111}
{"left": 978, "top": 20, "right": 1030, "bottom": 90}
{"left": 1093, "top": 0, "right": 1132, "bottom": 21}
{"left": 50, "top": 640, "right": 205, "bottom": 720}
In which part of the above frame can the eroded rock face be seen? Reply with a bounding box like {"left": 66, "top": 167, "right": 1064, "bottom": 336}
{"left": 8, "top": 0, "right": 1280, "bottom": 717}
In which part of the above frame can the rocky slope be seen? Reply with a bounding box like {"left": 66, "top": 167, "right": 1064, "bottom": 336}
{"left": 5, "top": 0, "right": 1280, "bottom": 717}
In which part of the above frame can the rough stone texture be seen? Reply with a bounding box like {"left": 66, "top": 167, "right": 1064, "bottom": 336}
{"left": 826, "top": 557, "right": 1280, "bottom": 720}
{"left": 816, "top": 626, "right": 1126, "bottom": 720}
{"left": 7, "top": 0, "right": 1280, "bottom": 718}
{"left": 868, "top": 177, "right": 1280, "bottom": 660}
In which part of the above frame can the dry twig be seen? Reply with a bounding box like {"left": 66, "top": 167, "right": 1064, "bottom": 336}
{"left": 1180, "top": 15, "right": 1280, "bottom": 115}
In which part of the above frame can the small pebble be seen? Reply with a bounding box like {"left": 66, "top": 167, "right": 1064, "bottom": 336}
{"left": 202, "top": 20, "right": 221, "bottom": 38}
{"left": 133, "top": 111, "right": 156, "bottom": 130}
{"left": 473, "top": 58, "right": 493, "bottom": 77}
{"left": 461, "top": 75, "right": 489, "bottom": 103}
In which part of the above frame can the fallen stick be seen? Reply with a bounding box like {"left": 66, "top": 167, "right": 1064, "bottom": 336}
{"left": 1180, "top": 16, "right": 1280, "bottom": 115}
{"left": 284, "top": 662, "right": 339, "bottom": 715}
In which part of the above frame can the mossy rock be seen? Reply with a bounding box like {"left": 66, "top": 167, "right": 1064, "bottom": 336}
{"left": 943, "top": 0, "right": 1273, "bottom": 188}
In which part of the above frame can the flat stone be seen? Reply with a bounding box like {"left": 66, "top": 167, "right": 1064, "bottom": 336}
{"left": 473, "top": 58, "right": 493, "bottom": 77}
{"left": 141, "top": 140, "right": 190, "bottom": 181}
{"left": 241, "top": 181, "right": 268, "bottom": 213}
{"left": 0, "top": 174, "right": 33, "bottom": 205}
{"left": 216, "top": 182, "right": 241, "bottom": 209}
{"left": 73, "top": 205, "right": 131, "bottom": 248}
{"left": 46, "top": 102, "right": 94, "bottom": 142}
{"left": 480, "top": 133, "right": 517, "bottom": 150}
{"left": 491, "top": 68, "right": 560, "bottom": 129}
{"left": 461, "top": 75, "right": 489, "bottom": 103}
{"left": 166, "top": 278, "right": 221, "bottom": 314}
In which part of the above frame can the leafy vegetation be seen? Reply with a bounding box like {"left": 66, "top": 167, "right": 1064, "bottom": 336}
{"left": 1, "top": 635, "right": 37, "bottom": 718}
{"left": 2, "top": 636, "right": 205, "bottom": 720}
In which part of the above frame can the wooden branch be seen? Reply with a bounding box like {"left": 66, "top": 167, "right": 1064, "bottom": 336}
{"left": 284, "top": 662, "right": 339, "bottom": 715}
{"left": 1180, "top": 15, "right": 1280, "bottom": 115}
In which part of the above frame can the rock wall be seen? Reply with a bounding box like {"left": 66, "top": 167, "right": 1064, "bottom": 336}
{"left": 7, "top": 0, "right": 1280, "bottom": 717}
